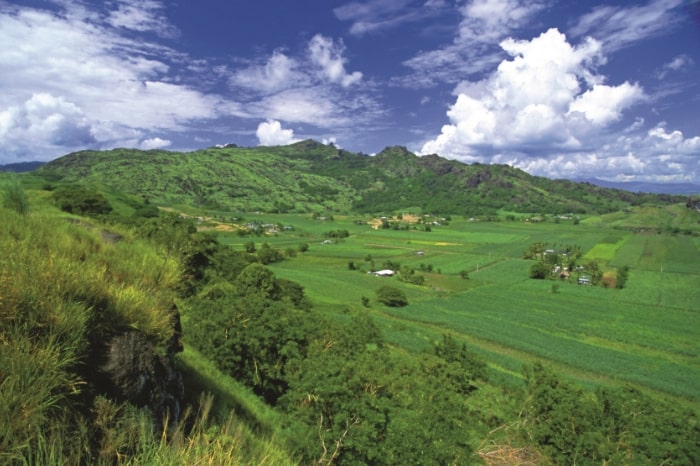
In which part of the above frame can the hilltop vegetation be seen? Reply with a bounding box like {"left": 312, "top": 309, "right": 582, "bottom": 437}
{"left": 37, "top": 140, "right": 684, "bottom": 215}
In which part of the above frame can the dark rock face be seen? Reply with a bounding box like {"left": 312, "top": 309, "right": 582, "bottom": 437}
{"left": 101, "top": 331, "right": 184, "bottom": 425}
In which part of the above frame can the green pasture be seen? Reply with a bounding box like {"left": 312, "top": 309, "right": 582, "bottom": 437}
{"left": 609, "top": 234, "right": 700, "bottom": 274}
{"left": 224, "top": 212, "right": 699, "bottom": 404}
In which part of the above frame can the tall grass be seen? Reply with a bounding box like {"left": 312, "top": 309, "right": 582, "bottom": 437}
{"left": 0, "top": 205, "right": 296, "bottom": 464}
{"left": 1, "top": 178, "right": 29, "bottom": 215}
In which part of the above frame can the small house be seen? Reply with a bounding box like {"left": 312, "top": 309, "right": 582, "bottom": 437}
{"left": 578, "top": 276, "right": 591, "bottom": 285}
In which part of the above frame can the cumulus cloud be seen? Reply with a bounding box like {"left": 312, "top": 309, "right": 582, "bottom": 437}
{"left": 418, "top": 28, "right": 693, "bottom": 181}
{"left": 0, "top": 93, "right": 95, "bottom": 161}
{"left": 308, "top": 34, "right": 362, "bottom": 87}
{"left": 515, "top": 123, "right": 700, "bottom": 182}
{"left": 140, "top": 137, "right": 171, "bottom": 150}
{"left": 256, "top": 119, "right": 302, "bottom": 146}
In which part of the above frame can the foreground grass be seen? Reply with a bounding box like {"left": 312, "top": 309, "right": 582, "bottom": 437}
{"left": 0, "top": 201, "right": 296, "bottom": 465}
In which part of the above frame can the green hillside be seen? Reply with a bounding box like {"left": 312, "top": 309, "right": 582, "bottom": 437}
{"left": 37, "top": 140, "right": 684, "bottom": 215}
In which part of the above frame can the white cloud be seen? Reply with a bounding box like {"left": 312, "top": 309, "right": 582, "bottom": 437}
{"left": 459, "top": 0, "right": 549, "bottom": 43}
{"left": 568, "top": 82, "right": 644, "bottom": 125}
{"left": 0, "top": 3, "right": 227, "bottom": 160}
{"left": 0, "top": 93, "right": 95, "bottom": 161}
{"left": 308, "top": 35, "right": 362, "bottom": 87}
{"left": 656, "top": 54, "right": 694, "bottom": 79}
{"left": 398, "top": 0, "right": 549, "bottom": 87}
{"left": 418, "top": 28, "right": 699, "bottom": 181}
{"left": 422, "top": 29, "right": 623, "bottom": 156}
{"left": 140, "top": 137, "right": 171, "bottom": 150}
{"left": 322, "top": 136, "right": 339, "bottom": 147}
{"left": 513, "top": 123, "right": 700, "bottom": 182}
{"left": 227, "top": 34, "right": 381, "bottom": 133}
{"left": 256, "top": 119, "right": 301, "bottom": 146}
{"left": 570, "top": 0, "right": 685, "bottom": 52}
{"left": 230, "top": 51, "right": 306, "bottom": 95}
{"left": 255, "top": 89, "right": 338, "bottom": 127}
{"left": 106, "top": 0, "right": 179, "bottom": 38}
{"left": 333, "top": 0, "right": 445, "bottom": 36}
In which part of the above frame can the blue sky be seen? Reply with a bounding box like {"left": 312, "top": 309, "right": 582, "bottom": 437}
{"left": 1, "top": 0, "right": 699, "bottom": 183}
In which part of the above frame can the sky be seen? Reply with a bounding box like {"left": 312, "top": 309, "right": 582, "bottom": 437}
{"left": 1, "top": 0, "right": 699, "bottom": 183}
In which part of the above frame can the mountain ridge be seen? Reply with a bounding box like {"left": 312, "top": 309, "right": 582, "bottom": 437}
{"left": 36, "top": 140, "right": 686, "bottom": 214}
{"left": 577, "top": 177, "right": 700, "bottom": 195}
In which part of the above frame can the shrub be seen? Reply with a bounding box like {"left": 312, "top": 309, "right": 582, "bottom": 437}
{"left": 2, "top": 180, "right": 29, "bottom": 214}
{"left": 375, "top": 285, "right": 408, "bottom": 307}
{"left": 529, "top": 261, "right": 549, "bottom": 279}
{"left": 52, "top": 186, "right": 113, "bottom": 216}
{"left": 616, "top": 265, "right": 630, "bottom": 289}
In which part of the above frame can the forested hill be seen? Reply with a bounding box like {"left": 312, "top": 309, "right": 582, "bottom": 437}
{"left": 37, "top": 140, "right": 684, "bottom": 214}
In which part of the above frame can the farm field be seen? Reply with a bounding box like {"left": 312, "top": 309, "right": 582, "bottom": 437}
{"left": 216, "top": 213, "right": 700, "bottom": 405}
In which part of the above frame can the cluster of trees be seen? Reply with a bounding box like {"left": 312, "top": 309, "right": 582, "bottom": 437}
{"left": 525, "top": 242, "right": 632, "bottom": 289}
{"left": 52, "top": 184, "right": 113, "bottom": 216}
{"left": 324, "top": 229, "right": 350, "bottom": 238}
{"left": 522, "top": 363, "right": 699, "bottom": 465}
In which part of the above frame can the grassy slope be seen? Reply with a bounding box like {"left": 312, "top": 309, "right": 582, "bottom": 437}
{"left": 0, "top": 181, "right": 297, "bottom": 465}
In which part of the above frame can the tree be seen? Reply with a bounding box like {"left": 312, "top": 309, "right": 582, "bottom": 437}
{"left": 235, "top": 263, "right": 280, "bottom": 300}
{"left": 616, "top": 265, "right": 630, "bottom": 289}
{"left": 375, "top": 285, "right": 408, "bottom": 307}
{"left": 52, "top": 185, "right": 113, "bottom": 216}
{"left": 244, "top": 241, "right": 256, "bottom": 253}
{"left": 257, "top": 244, "right": 284, "bottom": 264}
{"left": 529, "top": 261, "right": 549, "bottom": 279}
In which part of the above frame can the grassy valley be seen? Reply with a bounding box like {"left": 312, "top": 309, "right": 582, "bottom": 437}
{"left": 2, "top": 146, "right": 699, "bottom": 465}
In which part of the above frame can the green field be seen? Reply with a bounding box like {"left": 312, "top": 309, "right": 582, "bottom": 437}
{"left": 215, "top": 213, "right": 700, "bottom": 405}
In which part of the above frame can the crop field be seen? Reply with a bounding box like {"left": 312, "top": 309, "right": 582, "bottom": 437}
{"left": 217, "top": 213, "right": 700, "bottom": 405}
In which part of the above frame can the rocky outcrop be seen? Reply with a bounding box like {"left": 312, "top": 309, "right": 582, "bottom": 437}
{"left": 100, "top": 330, "right": 184, "bottom": 425}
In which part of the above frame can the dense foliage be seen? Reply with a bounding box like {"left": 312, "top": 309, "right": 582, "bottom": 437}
{"left": 521, "top": 363, "right": 700, "bottom": 465}
{"left": 37, "top": 141, "right": 685, "bottom": 215}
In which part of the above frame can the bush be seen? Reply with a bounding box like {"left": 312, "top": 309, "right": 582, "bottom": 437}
{"left": 2, "top": 180, "right": 29, "bottom": 214}
{"left": 616, "top": 265, "right": 630, "bottom": 289}
{"left": 52, "top": 186, "right": 113, "bottom": 216}
{"left": 529, "top": 261, "right": 549, "bottom": 279}
{"left": 375, "top": 285, "right": 408, "bottom": 307}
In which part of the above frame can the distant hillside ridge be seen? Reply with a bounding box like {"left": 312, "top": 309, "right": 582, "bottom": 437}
{"left": 36, "top": 140, "right": 685, "bottom": 214}
{"left": 1, "top": 161, "right": 45, "bottom": 172}
{"left": 577, "top": 177, "right": 700, "bottom": 195}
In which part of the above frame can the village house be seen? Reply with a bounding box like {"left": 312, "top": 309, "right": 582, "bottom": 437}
{"left": 370, "top": 269, "right": 394, "bottom": 277}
